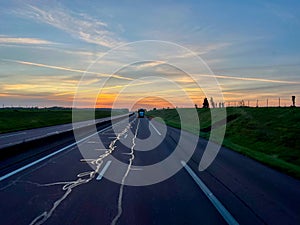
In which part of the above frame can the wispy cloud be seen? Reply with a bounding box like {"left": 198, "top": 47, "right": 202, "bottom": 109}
{"left": 0, "top": 35, "right": 53, "bottom": 45}
{"left": 2, "top": 59, "right": 132, "bottom": 81}
{"left": 197, "top": 74, "right": 300, "bottom": 84}
{"left": 264, "top": 2, "right": 298, "bottom": 22}
{"left": 15, "top": 4, "right": 123, "bottom": 48}
{"left": 194, "top": 42, "right": 232, "bottom": 56}
{"left": 100, "top": 81, "right": 153, "bottom": 91}
{"left": 132, "top": 61, "right": 167, "bottom": 69}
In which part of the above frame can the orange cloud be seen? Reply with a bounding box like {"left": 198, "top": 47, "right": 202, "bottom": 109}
{"left": 131, "top": 97, "right": 175, "bottom": 110}
{"left": 96, "top": 93, "right": 118, "bottom": 108}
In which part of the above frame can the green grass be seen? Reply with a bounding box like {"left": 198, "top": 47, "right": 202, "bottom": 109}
{"left": 0, "top": 108, "right": 125, "bottom": 133}
{"left": 147, "top": 107, "right": 300, "bottom": 179}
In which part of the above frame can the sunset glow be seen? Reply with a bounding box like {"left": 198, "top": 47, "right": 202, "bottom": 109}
{"left": 0, "top": 1, "right": 299, "bottom": 109}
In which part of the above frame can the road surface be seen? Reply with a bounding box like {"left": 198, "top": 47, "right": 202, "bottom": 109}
{"left": 0, "top": 116, "right": 299, "bottom": 225}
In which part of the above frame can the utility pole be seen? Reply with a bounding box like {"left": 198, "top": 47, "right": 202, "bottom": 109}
{"left": 279, "top": 97, "right": 281, "bottom": 107}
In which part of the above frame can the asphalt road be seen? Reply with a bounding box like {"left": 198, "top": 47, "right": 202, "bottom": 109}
{"left": 0, "top": 114, "right": 128, "bottom": 149}
{"left": 0, "top": 116, "right": 299, "bottom": 225}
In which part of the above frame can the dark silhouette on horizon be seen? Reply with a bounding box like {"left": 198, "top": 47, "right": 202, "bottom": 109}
{"left": 203, "top": 98, "right": 209, "bottom": 108}
{"left": 292, "top": 96, "right": 296, "bottom": 107}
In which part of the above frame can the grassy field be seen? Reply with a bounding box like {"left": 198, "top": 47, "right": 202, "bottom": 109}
{"left": 0, "top": 108, "right": 125, "bottom": 133}
{"left": 147, "top": 107, "right": 300, "bottom": 179}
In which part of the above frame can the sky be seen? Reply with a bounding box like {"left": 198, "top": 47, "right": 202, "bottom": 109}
{"left": 0, "top": 0, "right": 300, "bottom": 109}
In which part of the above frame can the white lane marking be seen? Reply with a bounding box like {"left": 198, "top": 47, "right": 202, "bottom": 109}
{"left": 94, "top": 148, "right": 108, "bottom": 151}
{"left": 130, "top": 166, "right": 142, "bottom": 171}
{"left": 0, "top": 120, "right": 124, "bottom": 182}
{"left": 96, "top": 161, "right": 112, "bottom": 180}
{"left": 181, "top": 161, "right": 239, "bottom": 225}
{"left": 0, "top": 132, "right": 26, "bottom": 139}
{"left": 149, "top": 121, "right": 161, "bottom": 136}
{"left": 46, "top": 131, "right": 59, "bottom": 136}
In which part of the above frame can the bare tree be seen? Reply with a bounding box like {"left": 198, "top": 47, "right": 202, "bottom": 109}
{"left": 203, "top": 98, "right": 209, "bottom": 108}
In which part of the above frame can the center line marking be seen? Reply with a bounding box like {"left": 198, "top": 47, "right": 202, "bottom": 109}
{"left": 131, "top": 166, "right": 143, "bottom": 171}
{"left": 149, "top": 121, "right": 161, "bottom": 136}
{"left": 181, "top": 161, "right": 239, "bottom": 225}
{"left": 94, "top": 149, "right": 108, "bottom": 151}
{"left": 96, "top": 161, "right": 112, "bottom": 180}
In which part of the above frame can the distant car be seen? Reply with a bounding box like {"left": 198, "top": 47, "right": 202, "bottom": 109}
{"left": 138, "top": 109, "right": 145, "bottom": 118}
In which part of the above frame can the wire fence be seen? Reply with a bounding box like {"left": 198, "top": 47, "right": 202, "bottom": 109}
{"left": 215, "top": 97, "right": 297, "bottom": 108}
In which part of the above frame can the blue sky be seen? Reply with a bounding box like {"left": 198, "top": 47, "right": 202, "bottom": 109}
{"left": 0, "top": 0, "right": 300, "bottom": 108}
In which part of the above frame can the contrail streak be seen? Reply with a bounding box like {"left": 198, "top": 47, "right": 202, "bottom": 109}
{"left": 2, "top": 59, "right": 133, "bottom": 81}
{"left": 198, "top": 74, "right": 300, "bottom": 84}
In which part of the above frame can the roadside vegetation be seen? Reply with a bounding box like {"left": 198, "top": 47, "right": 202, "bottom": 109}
{"left": 0, "top": 108, "right": 126, "bottom": 133}
{"left": 147, "top": 107, "right": 300, "bottom": 179}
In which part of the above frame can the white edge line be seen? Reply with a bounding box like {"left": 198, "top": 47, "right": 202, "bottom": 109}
{"left": 149, "top": 121, "right": 161, "bottom": 136}
{"left": 180, "top": 161, "right": 240, "bottom": 225}
{"left": 96, "top": 160, "right": 112, "bottom": 180}
{"left": 0, "top": 132, "right": 26, "bottom": 139}
{"left": 0, "top": 120, "right": 124, "bottom": 182}
{"left": 46, "top": 131, "right": 59, "bottom": 136}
